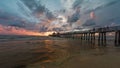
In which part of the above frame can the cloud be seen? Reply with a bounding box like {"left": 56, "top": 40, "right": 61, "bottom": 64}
{"left": 67, "top": 10, "right": 80, "bottom": 24}
{"left": 1, "top": 0, "right": 120, "bottom": 33}
{"left": 82, "top": 19, "right": 96, "bottom": 27}
{"left": 0, "top": 24, "right": 43, "bottom": 36}
{"left": 72, "top": 0, "right": 83, "bottom": 9}
{"left": 0, "top": 0, "right": 57, "bottom": 32}
{"left": 61, "top": 0, "right": 75, "bottom": 10}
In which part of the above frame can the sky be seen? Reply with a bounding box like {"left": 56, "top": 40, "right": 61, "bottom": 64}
{"left": 0, "top": 0, "right": 120, "bottom": 36}
{"left": 41, "top": 0, "right": 63, "bottom": 12}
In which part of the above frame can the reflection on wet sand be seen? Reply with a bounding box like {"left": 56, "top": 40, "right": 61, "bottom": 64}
{"left": 0, "top": 36, "right": 120, "bottom": 68}
{"left": 25, "top": 38, "right": 120, "bottom": 68}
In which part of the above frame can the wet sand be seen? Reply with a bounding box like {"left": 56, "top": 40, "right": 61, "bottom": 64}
{"left": 0, "top": 36, "right": 120, "bottom": 68}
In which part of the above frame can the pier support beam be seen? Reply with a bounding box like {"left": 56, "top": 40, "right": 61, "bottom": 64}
{"left": 80, "top": 34, "right": 83, "bottom": 40}
{"left": 89, "top": 32, "right": 95, "bottom": 43}
{"left": 115, "top": 31, "right": 120, "bottom": 46}
{"left": 93, "top": 33, "right": 95, "bottom": 41}
{"left": 115, "top": 32, "right": 118, "bottom": 44}
{"left": 92, "top": 32, "right": 95, "bottom": 42}
{"left": 98, "top": 32, "right": 106, "bottom": 46}
{"left": 88, "top": 33, "right": 90, "bottom": 41}
{"left": 85, "top": 33, "right": 87, "bottom": 40}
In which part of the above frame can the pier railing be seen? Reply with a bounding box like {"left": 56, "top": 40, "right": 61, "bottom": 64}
{"left": 50, "top": 25, "right": 120, "bottom": 46}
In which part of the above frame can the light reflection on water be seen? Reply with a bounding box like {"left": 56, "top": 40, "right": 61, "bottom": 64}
{"left": 1, "top": 38, "right": 120, "bottom": 68}
{"left": 25, "top": 39, "right": 120, "bottom": 68}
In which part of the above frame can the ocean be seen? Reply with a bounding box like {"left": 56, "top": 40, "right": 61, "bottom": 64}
{"left": 0, "top": 35, "right": 120, "bottom": 68}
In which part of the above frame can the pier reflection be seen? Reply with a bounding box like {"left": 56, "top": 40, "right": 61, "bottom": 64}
{"left": 25, "top": 38, "right": 116, "bottom": 68}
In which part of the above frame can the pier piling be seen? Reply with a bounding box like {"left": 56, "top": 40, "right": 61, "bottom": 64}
{"left": 50, "top": 26, "right": 120, "bottom": 46}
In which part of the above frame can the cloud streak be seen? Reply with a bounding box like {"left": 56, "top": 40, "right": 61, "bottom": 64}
{"left": 0, "top": 0, "right": 120, "bottom": 35}
{"left": 0, "top": 24, "right": 43, "bottom": 36}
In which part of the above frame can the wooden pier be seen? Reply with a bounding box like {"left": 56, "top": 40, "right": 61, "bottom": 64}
{"left": 50, "top": 26, "right": 120, "bottom": 46}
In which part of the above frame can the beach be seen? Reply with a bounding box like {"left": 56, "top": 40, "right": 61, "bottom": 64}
{"left": 0, "top": 35, "right": 120, "bottom": 68}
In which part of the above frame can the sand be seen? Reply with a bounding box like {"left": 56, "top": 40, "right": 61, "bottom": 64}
{"left": 0, "top": 35, "right": 120, "bottom": 68}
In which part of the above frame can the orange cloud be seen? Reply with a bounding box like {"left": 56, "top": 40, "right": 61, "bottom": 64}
{"left": 90, "top": 11, "right": 95, "bottom": 19}
{"left": 0, "top": 24, "right": 51, "bottom": 36}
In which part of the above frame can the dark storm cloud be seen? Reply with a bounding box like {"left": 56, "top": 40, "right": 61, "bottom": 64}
{"left": 94, "top": 1, "right": 120, "bottom": 27}
{"left": 0, "top": 0, "right": 55, "bottom": 32}
{"left": 39, "top": 25, "right": 47, "bottom": 32}
{"left": 71, "top": 0, "right": 120, "bottom": 28}
{"left": 0, "top": 11, "right": 22, "bottom": 26}
{"left": 64, "top": 0, "right": 82, "bottom": 26}
{"left": 82, "top": 19, "right": 96, "bottom": 26}
{"left": 67, "top": 6, "right": 81, "bottom": 25}
{"left": 21, "top": 0, "right": 55, "bottom": 20}
{"left": 1, "top": 0, "right": 120, "bottom": 34}
{"left": 0, "top": 11, "right": 37, "bottom": 31}
{"left": 52, "top": 28, "right": 63, "bottom": 31}
{"left": 67, "top": 12, "right": 80, "bottom": 23}
{"left": 45, "top": 10, "right": 56, "bottom": 20}
{"left": 33, "top": 5, "right": 45, "bottom": 14}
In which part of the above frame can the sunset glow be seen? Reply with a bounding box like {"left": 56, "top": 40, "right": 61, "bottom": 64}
{"left": 0, "top": 24, "right": 53, "bottom": 36}
{"left": 0, "top": 0, "right": 120, "bottom": 35}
